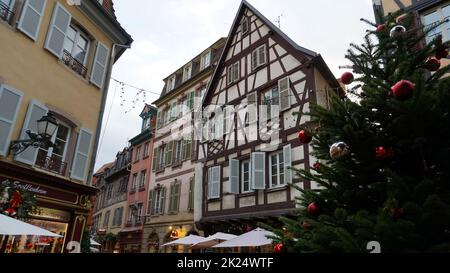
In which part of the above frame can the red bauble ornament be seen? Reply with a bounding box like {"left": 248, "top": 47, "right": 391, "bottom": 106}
{"left": 298, "top": 130, "right": 312, "bottom": 144}
{"left": 393, "top": 208, "right": 404, "bottom": 219}
{"left": 375, "top": 146, "right": 394, "bottom": 160}
{"left": 313, "top": 162, "right": 321, "bottom": 170}
{"left": 307, "top": 202, "right": 320, "bottom": 217}
{"left": 425, "top": 57, "right": 441, "bottom": 71}
{"left": 435, "top": 44, "right": 449, "bottom": 60}
{"left": 340, "top": 72, "right": 354, "bottom": 85}
{"left": 391, "top": 80, "right": 415, "bottom": 101}
{"left": 273, "top": 243, "right": 285, "bottom": 253}
{"left": 376, "top": 24, "right": 385, "bottom": 33}
{"left": 302, "top": 222, "right": 312, "bottom": 230}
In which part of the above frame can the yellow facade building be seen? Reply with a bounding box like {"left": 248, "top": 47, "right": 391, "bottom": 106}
{"left": 0, "top": 0, "right": 131, "bottom": 253}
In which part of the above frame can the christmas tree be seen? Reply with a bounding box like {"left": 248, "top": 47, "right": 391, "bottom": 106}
{"left": 269, "top": 11, "right": 450, "bottom": 253}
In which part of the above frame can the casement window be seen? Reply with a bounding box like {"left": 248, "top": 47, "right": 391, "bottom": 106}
{"left": 251, "top": 152, "right": 266, "bottom": 190}
{"left": 269, "top": 151, "right": 285, "bottom": 188}
{"left": 207, "top": 166, "right": 220, "bottom": 199}
{"left": 279, "top": 77, "right": 291, "bottom": 111}
{"left": 0, "top": 84, "right": 23, "bottom": 156}
{"left": 36, "top": 120, "right": 70, "bottom": 170}
{"left": 224, "top": 106, "right": 233, "bottom": 135}
{"left": 144, "top": 142, "right": 150, "bottom": 157}
{"left": 201, "top": 51, "right": 211, "bottom": 70}
{"left": 183, "top": 64, "right": 192, "bottom": 82}
{"left": 165, "top": 141, "right": 174, "bottom": 166}
{"left": 112, "top": 207, "right": 123, "bottom": 227}
{"left": 127, "top": 206, "right": 135, "bottom": 224}
{"left": 167, "top": 76, "right": 176, "bottom": 92}
{"left": 131, "top": 173, "right": 138, "bottom": 192}
{"left": 227, "top": 62, "right": 240, "bottom": 85}
{"left": 252, "top": 44, "right": 267, "bottom": 70}
{"left": 200, "top": 86, "right": 207, "bottom": 100}
{"left": 214, "top": 113, "right": 224, "bottom": 139}
{"left": 135, "top": 146, "right": 141, "bottom": 162}
{"left": 158, "top": 146, "right": 166, "bottom": 169}
{"left": 136, "top": 203, "right": 143, "bottom": 224}
{"left": 142, "top": 117, "right": 150, "bottom": 131}
{"left": 422, "top": 5, "right": 450, "bottom": 43}
{"left": 153, "top": 187, "right": 166, "bottom": 215}
{"left": 262, "top": 86, "right": 280, "bottom": 120}
{"left": 106, "top": 184, "right": 113, "bottom": 200}
{"left": 247, "top": 92, "right": 257, "bottom": 124}
{"left": 103, "top": 210, "right": 110, "bottom": 228}
{"left": 269, "top": 145, "right": 293, "bottom": 188}
{"left": 181, "top": 139, "right": 192, "bottom": 160}
{"left": 139, "top": 170, "right": 146, "bottom": 189}
{"left": 163, "top": 108, "right": 170, "bottom": 125}
{"left": 170, "top": 101, "right": 178, "bottom": 121}
{"left": 156, "top": 111, "right": 162, "bottom": 129}
{"left": 17, "top": 0, "right": 47, "bottom": 41}
{"left": 187, "top": 177, "right": 194, "bottom": 211}
{"left": 241, "top": 17, "right": 249, "bottom": 35}
{"left": 119, "top": 177, "right": 128, "bottom": 193}
{"left": 174, "top": 140, "right": 182, "bottom": 163}
{"left": 168, "top": 180, "right": 181, "bottom": 213}
{"left": 241, "top": 160, "right": 252, "bottom": 193}
{"left": 63, "top": 25, "right": 90, "bottom": 65}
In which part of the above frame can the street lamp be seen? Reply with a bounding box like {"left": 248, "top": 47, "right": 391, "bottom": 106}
{"left": 9, "top": 113, "right": 59, "bottom": 155}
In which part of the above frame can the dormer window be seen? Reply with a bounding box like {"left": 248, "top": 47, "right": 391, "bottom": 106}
{"left": 167, "top": 75, "right": 176, "bottom": 92}
{"left": 142, "top": 116, "right": 150, "bottom": 131}
{"left": 201, "top": 51, "right": 211, "bottom": 70}
{"left": 183, "top": 64, "right": 192, "bottom": 82}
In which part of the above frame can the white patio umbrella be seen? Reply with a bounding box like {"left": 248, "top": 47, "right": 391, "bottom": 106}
{"left": 161, "top": 234, "right": 204, "bottom": 247}
{"left": 212, "top": 228, "right": 276, "bottom": 248}
{"left": 0, "top": 214, "right": 62, "bottom": 237}
{"left": 190, "top": 232, "right": 237, "bottom": 249}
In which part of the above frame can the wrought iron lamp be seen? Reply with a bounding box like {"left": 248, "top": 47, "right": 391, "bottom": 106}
{"left": 9, "top": 113, "right": 59, "bottom": 155}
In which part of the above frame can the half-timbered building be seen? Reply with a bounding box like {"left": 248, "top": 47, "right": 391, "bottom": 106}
{"left": 197, "top": 0, "right": 343, "bottom": 235}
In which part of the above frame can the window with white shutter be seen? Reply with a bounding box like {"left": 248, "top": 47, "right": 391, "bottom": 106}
{"left": 70, "top": 128, "right": 93, "bottom": 181}
{"left": 279, "top": 77, "right": 291, "bottom": 111}
{"left": 215, "top": 112, "right": 223, "bottom": 139}
{"left": 251, "top": 152, "right": 265, "bottom": 190}
{"left": 152, "top": 147, "right": 158, "bottom": 172}
{"left": 241, "top": 160, "right": 252, "bottom": 193}
{"left": 14, "top": 100, "right": 48, "bottom": 165}
{"left": 0, "top": 85, "right": 23, "bottom": 156}
{"left": 229, "top": 159, "right": 239, "bottom": 194}
{"left": 227, "top": 62, "right": 240, "bottom": 85}
{"left": 44, "top": 2, "right": 71, "bottom": 58}
{"left": 90, "top": 42, "right": 109, "bottom": 88}
{"left": 252, "top": 45, "right": 267, "bottom": 70}
{"left": 208, "top": 166, "right": 220, "bottom": 199}
{"left": 224, "top": 106, "right": 233, "bottom": 135}
{"left": 283, "top": 144, "right": 292, "bottom": 184}
{"left": 247, "top": 92, "right": 257, "bottom": 124}
{"left": 18, "top": 0, "right": 48, "bottom": 41}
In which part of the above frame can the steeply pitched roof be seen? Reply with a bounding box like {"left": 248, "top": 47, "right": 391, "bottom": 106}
{"left": 94, "top": 162, "right": 114, "bottom": 176}
{"left": 201, "top": 0, "right": 322, "bottom": 107}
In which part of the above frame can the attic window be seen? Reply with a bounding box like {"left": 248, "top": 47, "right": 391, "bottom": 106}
{"left": 201, "top": 51, "right": 211, "bottom": 70}
{"left": 167, "top": 75, "right": 176, "bottom": 92}
{"left": 242, "top": 17, "right": 249, "bottom": 35}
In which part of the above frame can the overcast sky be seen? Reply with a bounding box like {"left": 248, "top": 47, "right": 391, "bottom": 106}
{"left": 94, "top": 0, "right": 375, "bottom": 170}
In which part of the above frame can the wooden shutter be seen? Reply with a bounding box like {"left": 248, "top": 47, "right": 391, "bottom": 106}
{"left": 148, "top": 190, "right": 154, "bottom": 215}
{"left": 44, "top": 2, "right": 71, "bottom": 58}
{"left": 279, "top": 77, "right": 291, "bottom": 111}
{"left": 259, "top": 45, "right": 266, "bottom": 65}
{"left": 229, "top": 159, "right": 239, "bottom": 194}
{"left": 208, "top": 166, "right": 220, "bottom": 199}
{"left": 174, "top": 182, "right": 180, "bottom": 212}
{"left": 251, "top": 152, "right": 266, "bottom": 190}
{"left": 156, "top": 111, "right": 161, "bottom": 129}
{"left": 188, "top": 91, "right": 195, "bottom": 111}
{"left": 247, "top": 92, "right": 257, "bottom": 124}
{"left": 252, "top": 49, "right": 258, "bottom": 70}
{"left": 233, "top": 62, "right": 239, "bottom": 82}
{"left": 152, "top": 147, "right": 158, "bottom": 172}
{"left": 227, "top": 66, "right": 233, "bottom": 85}
{"left": 169, "top": 183, "right": 174, "bottom": 212}
{"left": 90, "top": 42, "right": 109, "bottom": 88}
{"left": 70, "top": 128, "right": 93, "bottom": 181}
{"left": 283, "top": 144, "right": 292, "bottom": 184}
{"left": 0, "top": 85, "right": 23, "bottom": 156}
{"left": 14, "top": 100, "right": 48, "bottom": 165}
{"left": 188, "top": 177, "right": 194, "bottom": 211}
{"left": 160, "top": 187, "right": 166, "bottom": 214}
{"left": 18, "top": 0, "right": 47, "bottom": 41}
{"left": 165, "top": 141, "right": 173, "bottom": 166}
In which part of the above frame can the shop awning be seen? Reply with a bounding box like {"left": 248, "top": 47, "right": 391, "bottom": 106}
{"left": 0, "top": 214, "right": 63, "bottom": 237}
{"left": 212, "top": 228, "right": 276, "bottom": 248}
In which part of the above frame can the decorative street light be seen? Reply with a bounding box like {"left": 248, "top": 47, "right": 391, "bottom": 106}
{"left": 9, "top": 113, "right": 59, "bottom": 155}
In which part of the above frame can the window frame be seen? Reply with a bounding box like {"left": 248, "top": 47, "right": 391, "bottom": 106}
{"left": 241, "top": 160, "right": 252, "bottom": 193}
{"left": 183, "top": 63, "right": 192, "bottom": 82}
{"left": 201, "top": 50, "right": 211, "bottom": 70}
{"left": 167, "top": 75, "right": 176, "bottom": 92}
{"left": 269, "top": 150, "right": 285, "bottom": 188}
{"left": 422, "top": 4, "right": 450, "bottom": 43}
{"left": 63, "top": 24, "right": 90, "bottom": 66}
{"left": 227, "top": 61, "right": 240, "bottom": 85}
{"left": 252, "top": 44, "right": 267, "bottom": 71}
